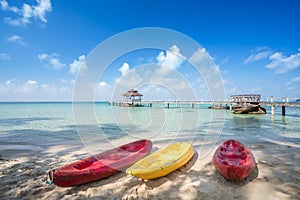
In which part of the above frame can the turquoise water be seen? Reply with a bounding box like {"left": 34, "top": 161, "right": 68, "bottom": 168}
{"left": 0, "top": 102, "right": 300, "bottom": 156}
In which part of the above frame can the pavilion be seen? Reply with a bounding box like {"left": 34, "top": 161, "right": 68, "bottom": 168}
{"left": 122, "top": 89, "right": 143, "bottom": 106}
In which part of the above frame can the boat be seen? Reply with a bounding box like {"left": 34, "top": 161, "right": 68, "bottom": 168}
{"left": 212, "top": 140, "right": 256, "bottom": 181}
{"left": 233, "top": 104, "right": 266, "bottom": 114}
{"left": 231, "top": 94, "right": 266, "bottom": 114}
{"left": 126, "top": 142, "right": 194, "bottom": 180}
{"left": 48, "top": 139, "right": 152, "bottom": 187}
{"left": 208, "top": 104, "right": 230, "bottom": 110}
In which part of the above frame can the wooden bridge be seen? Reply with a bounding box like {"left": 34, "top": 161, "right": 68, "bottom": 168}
{"left": 110, "top": 95, "right": 300, "bottom": 116}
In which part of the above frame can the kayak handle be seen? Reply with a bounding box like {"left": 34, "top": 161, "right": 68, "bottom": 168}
{"left": 46, "top": 170, "right": 55, "bottom": 185}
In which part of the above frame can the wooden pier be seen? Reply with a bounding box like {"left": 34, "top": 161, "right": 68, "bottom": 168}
{"left": 111, "top": 89, "right": 299, "bottom": 116}
{"left": 109, "top": 98, "right": 300, "bottom": 116}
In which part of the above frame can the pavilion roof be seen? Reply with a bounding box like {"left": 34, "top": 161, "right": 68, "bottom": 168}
{"left": 122, "top": 89, "right": 143, "bottom": 97}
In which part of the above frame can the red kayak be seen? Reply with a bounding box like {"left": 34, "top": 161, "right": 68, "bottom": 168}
{"left": 48, "top": 139, "right": 152, "bottom": 187}
{"left": 212, "top": 140, "right": 256, "bottom": 181}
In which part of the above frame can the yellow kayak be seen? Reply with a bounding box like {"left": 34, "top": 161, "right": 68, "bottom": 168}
{"left": 126, "top": 142, "right": 194, "bottom": 179}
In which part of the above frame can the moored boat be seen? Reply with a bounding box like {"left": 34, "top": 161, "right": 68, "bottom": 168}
{"left": 233, "top": 104, "right": 266, "bottom": 114}
{"left": 231, "top": 94, "right": 266, "bottom": 114}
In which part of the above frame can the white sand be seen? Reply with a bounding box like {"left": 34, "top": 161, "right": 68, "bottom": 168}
{"left": 0, "top": 138, "right": 299, "bottom": 200}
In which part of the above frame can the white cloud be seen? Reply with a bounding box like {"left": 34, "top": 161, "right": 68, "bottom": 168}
{"left": 5, "top": 80, "right": 11, "bottom": 85}
{"left": 26, "top": 80, "right": 37, "bottom": 85}
{"left": 95, "top": 81, "right": 112, "bottom": 101}
{"left": 189, "top": 47, "right": 214, "bottom": 65}
{"left": 61, "top": 79, "right": 74, "bottom": 84}
{"left": 188, "top": 47, "right": 221, "bottom": 77}
{"left": 110, "top": 45, "right": 223, "bottom": 101}
{"left": 0, "top": 52, "right": 10, "bottom": 60}
{"left": 113, "top": 67, "right": 143, "bottom": 101}
{"left": 266, "top": 49, "right": 300, "bottom": 74}
{"left": 286, "top": 87, "right": 295, "bottom": 90}
{"left": 38, "top": 53, "right": 66, "bottom": 70}
{"left": 34, "top": 0, "right": 52, "bottom": 22}
{"left": 39, "top": 53, "right": 88, "bottom": 73}
{"left": 0, "top": 79, "right": 72, "bottom": 101}
{"left": 19, "top": 80, "right": 39, "bottom": 93}
{"left": 40, "top": 84, "right": 49, "bottom": 90}
{"left": 117, "top": 70, "right": 143, "bottom": 87}
{"left": 156, "top": 45, "right": 186, "bottom": 75}
{"left": 49, "top": 57, "right": 65, "bottom": 69}
{"left": 0, "top": 0, "right": 52, "bottom": 26}
{"left": 228, "top": 86, "right": 238, "bottom": 94}
{"left": 69, "top": 55, "right": 87, "bottom": 74}
{"left": 118, "top": 62, "right": 130, "bottom": 76}
{"left": 138, "top": 85, "right": 177, "bottom": 101}
{"left": 0, "top": 0, "right": 8, "bottom": 9}
{"left": 98, "top": 81, "right": 108, "bottom": 87}
{"left": 0, "top": 0, "right": 18, "bottom": 12}
{"left": 188, "top": 47, "right": 225, "bottom": 100}
{"left": 243, "top": 47, "right": 273, "bottom": 64}
{"left": 189, "top": 47, "right": 221, "bottom": 73}
{"left": 226, "top": 86, "right": 262, "bottom": 97}
{"left": 38, "top": 53, "right": 48, "bottom": 60}
{"left": 59, "top": 86, "right": 71, "bottom": 92}
{"left": 115, "top": 62, "right": 131, "bottom": 84}
{"left": 245, "top": 48, "right": 300, "bottom": 74}
{"left": 285, "top": 76, "right": 300, "bottom": 86}
{"left": 7, "top": 34, "right": 25, "bottom": 45}
{"left": 291, "top": 76, "right": 300, "bottom": 82}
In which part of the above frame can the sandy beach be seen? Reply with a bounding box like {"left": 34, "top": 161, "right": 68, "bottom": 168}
{"left": 1, "top": 137, "right": 299, "bottom": 200}
{"left": 1, "top": 0, "right": 299, "bottom": 199}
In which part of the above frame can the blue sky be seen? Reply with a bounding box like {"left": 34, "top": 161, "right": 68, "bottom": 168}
{"left": 0, "top": 0, "right": 299, "bottom": 101}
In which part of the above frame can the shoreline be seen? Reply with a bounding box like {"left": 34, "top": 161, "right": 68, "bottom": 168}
{"left": 1, "top": 137, "right": 299, "bottom": 200}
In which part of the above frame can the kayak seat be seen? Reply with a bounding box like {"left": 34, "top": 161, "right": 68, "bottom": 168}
{"left": 73, "top": 159, "right": 94, "bottom": 170}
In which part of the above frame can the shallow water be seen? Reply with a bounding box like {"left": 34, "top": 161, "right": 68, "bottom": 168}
{"left": 0, "top": 102, "right": 299, "bottom": 155}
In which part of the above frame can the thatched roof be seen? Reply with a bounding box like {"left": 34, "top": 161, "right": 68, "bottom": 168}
{"left": 122, "top": 89, "right": 143, "bottom": 97}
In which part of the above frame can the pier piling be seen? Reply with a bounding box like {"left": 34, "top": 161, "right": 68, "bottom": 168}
{"left": 271, "top": 105, "right": 275, "bottom": 115}
{"left": 282, "top": 105, "right": 286, "bottom": 116}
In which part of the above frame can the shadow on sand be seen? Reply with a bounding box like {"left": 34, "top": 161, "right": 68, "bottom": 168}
{"left": 1, "top": 123, "right": 300, "bottom": 199}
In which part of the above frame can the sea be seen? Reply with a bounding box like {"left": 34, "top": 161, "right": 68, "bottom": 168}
{"left": 0, "top": 102, "right": 300, "bottom": 158}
